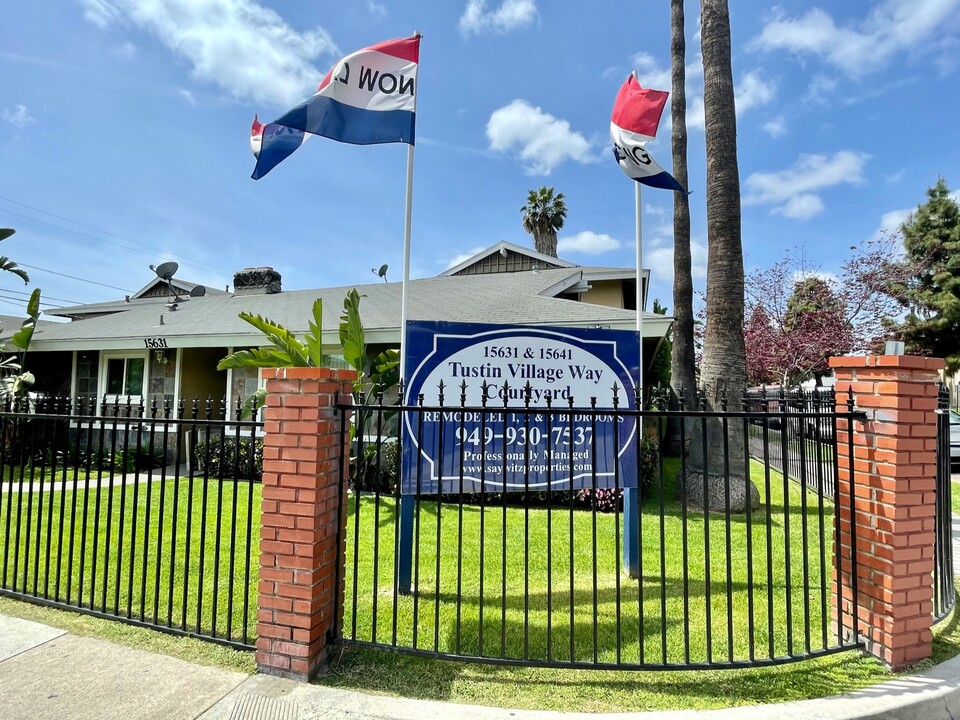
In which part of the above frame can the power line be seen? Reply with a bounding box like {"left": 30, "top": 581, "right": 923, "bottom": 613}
{"left": 16, "top": 263, "right": 133, "bottom": 292}
{"left": 0, "top": 287, "right": 82, "bottom": 305}
{"left": 0, "top": 293, "right": 68, "bottom": 309}
{"left": 0, "top": 201, "right": 231, "bottom": 276}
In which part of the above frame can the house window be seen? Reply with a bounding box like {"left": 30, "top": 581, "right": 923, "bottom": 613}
{"left": 100, "top": 353, "right": 148, "bottom": 400}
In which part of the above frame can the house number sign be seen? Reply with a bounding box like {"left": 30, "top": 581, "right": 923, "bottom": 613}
{"left": 144, "top": 337, "right": 169, "bottom": 349}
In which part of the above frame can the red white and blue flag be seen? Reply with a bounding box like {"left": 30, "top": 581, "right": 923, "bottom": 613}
{"left": 251, "top": 35, "right": 420, "bottom": 180}
{"left": 610, "top": 76, "right": 685, "bottom": 193}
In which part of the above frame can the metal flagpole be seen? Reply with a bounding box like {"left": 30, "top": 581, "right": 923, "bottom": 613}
{"left": 397, "top": 37, "right": 419, "bottom": 592}
{"left": 624, "top": 179, "right": 642, "bottom": 578}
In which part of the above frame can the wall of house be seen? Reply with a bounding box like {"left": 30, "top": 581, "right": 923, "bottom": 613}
{"left": 580, "top": 280, "right": 625, "bottom": 309}
{"left": 27, "top": 351, "right": 73, "bottom": 396}
{"left": 179, "top": 347, "right": 228, "bottom": 416}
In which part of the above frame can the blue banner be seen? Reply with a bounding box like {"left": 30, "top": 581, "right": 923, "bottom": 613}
{"left": 401, "top": 321, "right": 640, "bottom": 495}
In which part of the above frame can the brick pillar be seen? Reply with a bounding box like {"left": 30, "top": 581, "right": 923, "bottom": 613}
{"left": 829, "top": 355, "right": 943, "bottom": 670}
{"left": 256, "top": 367, "right": 356, "bottom": 681}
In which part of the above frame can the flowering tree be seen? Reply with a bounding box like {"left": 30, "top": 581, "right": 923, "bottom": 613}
{"left": 743, "top": 238, "right": 911, "bottom": 386}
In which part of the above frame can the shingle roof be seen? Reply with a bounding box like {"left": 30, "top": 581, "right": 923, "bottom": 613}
{"left": 31, "top": 268, "right": 672, "bottom": 351}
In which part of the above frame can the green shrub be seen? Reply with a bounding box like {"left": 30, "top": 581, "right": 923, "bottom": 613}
{"left": 194, "top": 436, "right": 263, "bottom": 480}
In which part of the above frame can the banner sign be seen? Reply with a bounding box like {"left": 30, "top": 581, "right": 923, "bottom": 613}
{"left": 401, "top": 320, "right": 640, "bottom": 494}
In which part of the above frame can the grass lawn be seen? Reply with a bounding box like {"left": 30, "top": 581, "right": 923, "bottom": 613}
{"left": 341, "top": 459, "right": 842, "bottom": 667}
{"left": 1, "top": 458, "right": 956, "bottom": 712}
{"left": 0, "top": 473, "right": 259, "bottom": 648}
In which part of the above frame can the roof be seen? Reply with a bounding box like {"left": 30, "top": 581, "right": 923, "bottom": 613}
{"left": 30, "top": 268, "right": 673, "bottom": 352}
{"left": 46, "top": 279, "right": 230, "bottom": 319}
{"left": 440, "top": 241, "right": 575, "bottom": 276}
{"left": 0, "top": 314, "right": 62, "bottom": 344}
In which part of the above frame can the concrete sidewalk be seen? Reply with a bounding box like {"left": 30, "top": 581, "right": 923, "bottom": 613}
{"left": 3, "top": 612, "right": 960, "bottom": 720}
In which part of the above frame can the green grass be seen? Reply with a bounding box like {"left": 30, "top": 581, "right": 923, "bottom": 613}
{"left": 341, "top": 459, "right": 840, "bottom": 667}
{"left": 2, "top": 460, "right": 955, "bottom": 712}
{"left": 0, "top": 474, "right": 259, "bottom": 647}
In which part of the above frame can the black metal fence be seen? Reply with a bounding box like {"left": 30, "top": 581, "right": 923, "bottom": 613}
{"left": 0, "top": 396, "right": 262, "bottom": 650}
{"left": 745, "top": 388, "right": 837, "bottom": 498}
{"left": 336, "top": 385, "right": 864, "bottom": 670}
{"left": 934, "top": 385, "right": 956, "bottom": 623}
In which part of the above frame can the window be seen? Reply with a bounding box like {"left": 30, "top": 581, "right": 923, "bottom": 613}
{"left": 101, "top": 353, "right": 147, "bottom": 398}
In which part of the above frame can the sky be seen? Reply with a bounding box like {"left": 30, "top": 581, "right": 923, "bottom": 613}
{"left": 2, "top": 0, "right": 959, "bottom": 323}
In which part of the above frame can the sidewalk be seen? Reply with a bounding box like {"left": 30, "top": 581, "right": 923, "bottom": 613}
{"left": 3, "top": 609, "right": 960, "bottom": 720}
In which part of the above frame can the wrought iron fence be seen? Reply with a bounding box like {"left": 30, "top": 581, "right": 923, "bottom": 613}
{"left": 335, "top": 384, "right": 864, "bottom": 670}
{"left": 744, "top": 388, "right": 837, "bottom": 498}
{"left": 934, "top": 384, "right": 956, "bottom": 623}
{"left": 0, "top": 396, "right": 262, "bottom": 650}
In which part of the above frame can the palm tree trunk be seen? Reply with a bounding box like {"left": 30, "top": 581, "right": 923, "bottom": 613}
{"left": 682, "top": 0, "right": 755, "bottom": 512}
{"left": 665, "top": 0, "right": 697, "bottom": 454}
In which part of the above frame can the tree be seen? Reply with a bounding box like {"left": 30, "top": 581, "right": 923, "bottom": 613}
{"left": 521, "top": 187, "right": 567, "bottom": 258}
{"left": 681, "top": 0, "right": 754, "bottom": 512}
{"left": 887, "top": 178, "right": 960, "bottom": 370}
{"left": 745, "top": 241, "right": 914, "bottom": 387}
{"left": 665, "top": 0, "right": 697, "bottom": 452}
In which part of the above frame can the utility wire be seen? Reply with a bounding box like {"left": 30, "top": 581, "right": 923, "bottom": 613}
{"left": 16, "top": 263, "right": 133, "bottom": 292}
{"left": 0, "top": 203, "right": 230, "bottom": 276}
{"left": 0, "top": 287, "right": 82, "bottom": 305}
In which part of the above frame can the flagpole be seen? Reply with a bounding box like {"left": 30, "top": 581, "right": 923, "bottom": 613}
{"left": 397, "top": 33, "right": 419, "bottom": 595}
{"left": 399, "top": 142, "right": 414, "bottom": 382}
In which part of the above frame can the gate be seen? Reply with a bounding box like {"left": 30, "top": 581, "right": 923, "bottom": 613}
{"left": 0, "top": 396, "right": 261, "bottom": 650}
{"left": 335, "top": 385, "right": 864, "bottom": 670}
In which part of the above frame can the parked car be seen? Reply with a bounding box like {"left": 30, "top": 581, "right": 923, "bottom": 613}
{"left": 745, "top": 386, "right": 835, "bottom": 442}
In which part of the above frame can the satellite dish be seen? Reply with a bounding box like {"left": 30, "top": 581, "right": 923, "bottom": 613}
{"left": 190, "top": 285, "right": 206, "bottom": 298}
{"left": 371, "top": 264, "right": 389, "bottom": 282}
{"left": 499, "top": 247, "right": 508, "bottom": 258}
{"left": 0, "top": 228, "right": 15, "bottom": 241}
{"left": 153, "top": 261, "right": 179, "bottom": 281}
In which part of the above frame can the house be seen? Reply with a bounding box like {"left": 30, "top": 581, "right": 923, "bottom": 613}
{"left": 26, "top": 241, "right": 673, "bottom": 416}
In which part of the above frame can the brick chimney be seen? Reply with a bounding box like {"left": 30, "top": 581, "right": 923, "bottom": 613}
{"left": 233, "top": 267, "right": 281, "bottom": 296}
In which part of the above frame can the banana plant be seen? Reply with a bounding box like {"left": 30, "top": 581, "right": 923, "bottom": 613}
{"left": 0, "top": 288, "right": 41, "bottom": 398}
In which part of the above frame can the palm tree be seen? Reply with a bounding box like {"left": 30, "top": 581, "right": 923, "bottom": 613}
{"left": 682, "top": 0, "right": 755, "bottom": 512}
{"left": 521, "top": 187, "right": 567, "bottom": 258}
{"left": 666, "top": 0, "right": 697, "bottom": 452}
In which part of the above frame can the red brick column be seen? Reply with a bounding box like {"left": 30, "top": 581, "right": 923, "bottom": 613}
{"left": 829, "top": 355, "right": 944, "bottom": 669}
{"left": 256, "top": 367, "right": 356, "bottom": 680}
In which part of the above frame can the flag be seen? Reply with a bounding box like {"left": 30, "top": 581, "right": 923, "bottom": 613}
{"left": 251, "top": 35, "right": 420, "bottom": 180}
{"left": 610, "top": 75, "right": 685, "bottom": 193}
{"left": 251, "top": 115, "right": 308, "bottom": 180}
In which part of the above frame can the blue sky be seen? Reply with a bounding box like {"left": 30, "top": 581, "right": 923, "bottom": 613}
{"left": 2, "top": 0, "right": 959, "bottom": 320}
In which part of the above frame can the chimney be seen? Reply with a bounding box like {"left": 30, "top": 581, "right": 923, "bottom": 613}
{"left": 233, "top": 267, "right": 281, "bottom": 296}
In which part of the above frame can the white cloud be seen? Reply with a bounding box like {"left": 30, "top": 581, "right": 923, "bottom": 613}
{"left": 885, "top": 169, "right": 906, "bottom": 184}
{"left": 685, "top": 71, "right": 774, "bottom": 131}
{"left": 762, "top": 115, "right": 787, "bottom": 138}
{"left": 803, "top": 74, "right": 839, "bottom": 105}
{"left": 743, "top": 150, "right": 869, "bottom": 219}
{"left": 486, "top": 99, "right": 594, "bottom": 175}
{"left": 557, "top": 231, "right": 621, "bottom": 255}
{"left": 871, "top": 208, "right": 911, "bottom": 241}
{"left": 367, "top": 0, "right": 387, "bottom": 20}
{"left": 736, "top": 70, "right": 776, "bottom": 113}
{"left": 647, "top": 235, "right": 708, "bottom": 286}
{"left": 179, "top": 89, "right": 197, "bottom": 105}
{"left": 110, "top": 41, "right": 137, "bottom": 60}
{"left": 446, "top": 246, "right": 485, "bottom": 269}
{"left": 773, "top": 193, "right": 824, "bottom": 220}
{"left": 751, "top": 1, "right": 960, "bottom": 77}
{"left": 80, "top": 0, "right": 337, "bottom": 108}
{"left": 459, "top": 0, "right": 537, "bottom": 36}
{"left": 631, "top": 52, "right": 672, "bottom": 91}
{"left": 1, "top": 104, "right": 35, "bottom": 129}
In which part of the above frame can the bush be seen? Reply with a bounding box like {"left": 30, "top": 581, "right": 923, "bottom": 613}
{"left": 194, "top": 436, "right": 263, "bottom": 480}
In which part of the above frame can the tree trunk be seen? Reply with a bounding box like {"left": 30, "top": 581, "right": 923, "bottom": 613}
{"left": 664, "top": 0, "right": 697, "bottom": 455}
{"left": 535, "top": 231, "right": 558, "bottom": 258}
{"left": 681, "top": 0, "right": 755, "bottom": 512}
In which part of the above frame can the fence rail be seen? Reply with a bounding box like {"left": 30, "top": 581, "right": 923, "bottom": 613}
{"left": 336, "top": 387, "right": 864, "bottom": 670}
{"left": 0, "top": 396, "right": 262, "bottom": 650}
